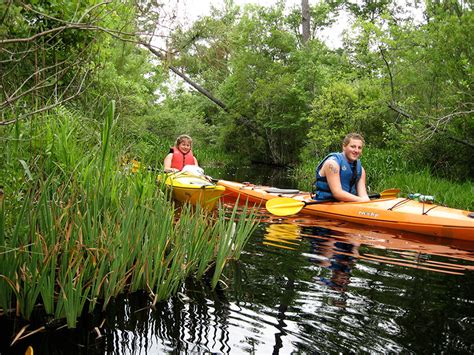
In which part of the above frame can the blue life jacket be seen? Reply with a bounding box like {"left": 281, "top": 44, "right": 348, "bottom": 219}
{"left": 314, "top": 152, "right": 362, "bottom": 201}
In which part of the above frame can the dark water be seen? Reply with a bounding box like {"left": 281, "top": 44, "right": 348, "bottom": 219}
{"left": 2, "top": 165, "right": 474, "bottom": 354}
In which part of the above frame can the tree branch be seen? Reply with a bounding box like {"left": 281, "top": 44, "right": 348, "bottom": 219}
{"left": 423, "top": 110, "right": 474, "bottom": 146}
{"left": 2, "top": 57, "right": 78, "bottom": 109}
{"left": 2, "top": 3, "right": 263, "bottom": 136}
{"left": 379, "top": 45, "right": 395, "bottom": 100}
{"left": 387, "top": 101, "right": 412, "bottom": 119}
{"left": 0, "top": 0, "right": 12, "bottom": 25}
{"left": 0, "top": 69, "right": 90, "bottom": 126}
{"left": 19, "top": 1, "right": 112, "bottom": 24}
{"left": 141, "top": 42, "right": 263, "bottom": 136}
{"left": 388, "top": 103, "right": 474, "bottom": 149}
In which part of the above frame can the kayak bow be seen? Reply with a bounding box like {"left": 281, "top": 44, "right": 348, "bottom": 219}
{"left": 160, "top": 171, "right": 225, "bottom": 210}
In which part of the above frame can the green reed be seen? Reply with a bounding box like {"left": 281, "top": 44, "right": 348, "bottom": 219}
{"left": 0, "top": 103, "right": 259, "bottom": 328}
{"left": 363, "top": 148, "right": 473, "bottom": 209}
{"left": 210, "top": 199, "right": 259, "bottom": 289}
{"left": 194, "top": 146, "right": 243, "bottom": 168}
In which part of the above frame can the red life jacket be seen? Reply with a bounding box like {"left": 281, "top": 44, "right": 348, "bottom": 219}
{"left": 170, "top": 147, "right": 196, "bottom": 171}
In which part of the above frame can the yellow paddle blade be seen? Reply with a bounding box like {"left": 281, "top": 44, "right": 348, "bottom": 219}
{"left": 378, "top": 188, "right": 401, "bottom": 198}
{"left": 265, "top": 197, "right": 306, "bottom": 216}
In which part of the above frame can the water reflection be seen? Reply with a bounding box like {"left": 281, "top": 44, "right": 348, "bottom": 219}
{"left": 90, "top": 209, "right": 474, "bottom": 354}
{"left": 3, "top": 201, "right": 474, "bottom": 354}
{"left": 264, "top": 223, "right": 300, "bottom": 250}
{"left": 261, "top": 213, "right": 474, "bottom": 276}
{"left": 95, "top": 286, "right": 306, "bottom": 354}
{"left": 310, "top": 238, "right": 358, "bottom": 293}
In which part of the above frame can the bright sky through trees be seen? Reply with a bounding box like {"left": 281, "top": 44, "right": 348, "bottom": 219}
{"left": 171, "top": 0, "right": 347, "bottom": 48}
{"left": 164, "top": 0, "right": 425, "bottom": 49}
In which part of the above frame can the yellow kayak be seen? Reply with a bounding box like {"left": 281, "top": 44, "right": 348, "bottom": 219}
{"left": 160, "top": 172, "right": 225, "bottom": 210}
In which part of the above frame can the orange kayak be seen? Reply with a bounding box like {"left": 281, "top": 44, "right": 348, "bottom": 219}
{"left": 218, "top": 180, "right": 302, "bottom": 204}
{"left": 217, "top": 180, "right": 474, "bottom": 241}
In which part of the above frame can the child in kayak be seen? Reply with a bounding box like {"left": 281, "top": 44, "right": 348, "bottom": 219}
{"left": 314, "top": 133, "right": 370, "bottom": 202}
{"left": 164, "top": 134, "right": 200, "bottom": 173}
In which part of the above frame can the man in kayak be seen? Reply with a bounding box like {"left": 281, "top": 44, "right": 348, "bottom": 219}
{"left": 164, "top": 134, "right": 199, "bottom": 173}
{"left": 314, "top": 133, "right": 370, "bottom": 202}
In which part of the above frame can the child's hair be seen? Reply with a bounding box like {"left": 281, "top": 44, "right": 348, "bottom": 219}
{"left": 175, "top": 134, "right": 192, "bottom": 146}
{"left": 343, "top": 133, "right": 364, "bottom": 146}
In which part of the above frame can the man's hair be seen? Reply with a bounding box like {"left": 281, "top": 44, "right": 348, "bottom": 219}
{"left": 175, "top": 134, "right": 193, "bottom": 146}
{"left": 343, "top": 133, "right": 365, "bottom": 146}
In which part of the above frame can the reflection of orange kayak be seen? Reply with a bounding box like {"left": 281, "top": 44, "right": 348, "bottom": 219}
{"left": 217, "top": 180, "right": 474, "bottom": 241}
{"left": 263, "top": 222, "right": 474, "bottom": 275}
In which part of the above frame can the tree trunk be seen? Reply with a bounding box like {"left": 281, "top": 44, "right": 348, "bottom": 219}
{"left": 301, "top": 0, "right": 310, "bottom": 44}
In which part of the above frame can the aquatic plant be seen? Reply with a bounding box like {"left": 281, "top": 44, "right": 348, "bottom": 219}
{"left": 0, "top": 103, "right": 258, "bottom": 328}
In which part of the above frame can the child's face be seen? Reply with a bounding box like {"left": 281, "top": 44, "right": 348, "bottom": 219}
{"left": 178, "top": 140, "right": 192, "bottom": 154}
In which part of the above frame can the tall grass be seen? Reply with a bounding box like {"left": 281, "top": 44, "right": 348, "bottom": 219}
{"left": 378, "top": 169, "right": 474, "bottom": 210}
{"left": 292, "top": 147, "right": 473, "bottom": 210}
{"left": 209, "top": 199, "right": 258, "bottom": 289}
{"left": 0, "top": 103, "right": 259, "bottom": 328}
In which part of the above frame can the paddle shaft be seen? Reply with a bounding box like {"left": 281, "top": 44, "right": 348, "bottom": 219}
{"left": 265, "top": 188, "right": 401, "bottom": 217}
{"left": 303, "top": 192, "right": 382, "bottom": 207}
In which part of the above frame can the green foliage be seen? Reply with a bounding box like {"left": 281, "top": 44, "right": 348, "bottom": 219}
{"left": 2, "top": 2, "right": 473, "bottom": 308}
{"left": 383, "top": 169, "right": 474, "bottom": 211}
{"left": 361, "top": 147, "right": 413, "bottom": 190}
{"left": 1, "top": 1, "right": 104, "bottom": 121}
{"left": 304, "top": 79, "right": 389, "bottom": 158}
{"left": 3, "top": 0, "right": 472, "bottom": 182}
{"left": 84, "top": 42, "right": 162, "bottom": 118}
{"left": 1, "top": 0, "right": 163, "bottom": 134}
{"left": 343, "top": 1, "right": 473, "bottom": 179}
{"left": 215, "top": 5, "right": 342, "bottom": 164}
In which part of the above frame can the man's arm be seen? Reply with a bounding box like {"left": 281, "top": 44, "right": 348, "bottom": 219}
{"left": 355, "top": 167, "right": 369, "bottom": 201}
{"left": 323, "top": 160, "right": 368, "bottom": 202}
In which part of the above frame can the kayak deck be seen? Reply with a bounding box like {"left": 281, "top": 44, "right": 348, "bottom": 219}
{"left": 218, "top": 180, "right": 304, "bottom": 204}
{"left": 217, "top": 179, "right": 474, "bottom": 240}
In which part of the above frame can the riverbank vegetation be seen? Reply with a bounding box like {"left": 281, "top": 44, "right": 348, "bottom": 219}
{"left": 1, "top": 0, "right": 472, "bottom": 329}
{"left": 0, "top": 102, "right": 258, "bottom": 329}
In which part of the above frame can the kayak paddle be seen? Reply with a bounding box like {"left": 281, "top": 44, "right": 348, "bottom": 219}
{"left": 265, "top": 188, "right": 401, "bottom": 217}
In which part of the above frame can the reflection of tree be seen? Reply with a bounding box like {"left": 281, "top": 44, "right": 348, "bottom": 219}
{"left": 222, "top": 222, "right": 315, "bottom": 352}
{"left": 273, "top": 278, "right": 295, "bottom": 355}
{"left": 97, "top": 279, "right": 234, "bottom": 354}
{"left": 392, "top": 270, "right": 474, "bottom": 353}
